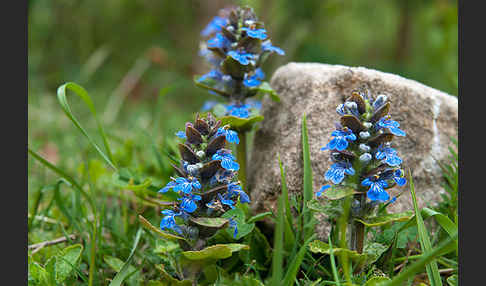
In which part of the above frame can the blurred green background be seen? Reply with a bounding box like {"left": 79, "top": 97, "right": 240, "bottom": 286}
{"left": 28, "top": 0, "right": 457, "bottom": 201}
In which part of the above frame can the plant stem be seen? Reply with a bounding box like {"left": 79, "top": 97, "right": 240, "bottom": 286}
{"left": 237, "top": 131, "right": 247, "bottom": 190}
{"left": 338, "top": 196, "right": 352, "bottom": 284}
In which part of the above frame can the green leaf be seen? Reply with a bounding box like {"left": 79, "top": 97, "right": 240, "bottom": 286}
{"left": 356, "top": 211, "right": 414, "bottom": 227}
{"left": 447, "top": 274, "right": 458, "bottom": 286}
{"left": 243, "top": 227, "right": 272, "bottom": 270}
{"left": 307, "top": 199, "right": 327, "bottom": 213}
{"left": 138, "top": 215, "right": 185, "bottom": 241}
{"left": 219, "top": 115, "right": 264, "bottom": 132}
{"left": 322, "top": 185, "right": 357, "bottom": 200}
{"left": 308, "top": 240, "right": 367, "bottom": 264}
{"left": 55, "top": 244, "right": 84, "bottom": 283}
{"left": 190, "top": 217, "right": 229, "bottom": 228}
{"left": 408, "top": 171, "right": 442, "bottom": 286}
{"left": 247, "top": 211, "right": 272, "bottom": 224}
{"left": 364, "top": 276, "right": 391, "bottom": 286}
{"left": 254, "top": 81, "right": 280, "bottom": 102}
{"left": 28, "top": 256, "right": 49, "bottom": 285}
{"left": 363, "top": 243, "right": 388, "bottom": 264}
{"left": 221, "top": 208, "right": 255, "bottom": 239}
{"left": 108, "top": 228, "right": 143, "bottom": 286}
{"left": 182, "top": 243, "right": 249, "bottom": 260}
{"left": 155, "top": 264, "right": 193, "bottom": 286}
{"left": 104, "top": 256, "right": 140, "bottom": 285}
{"left": 57, "top": 82, "right": 117, "bottom": 170}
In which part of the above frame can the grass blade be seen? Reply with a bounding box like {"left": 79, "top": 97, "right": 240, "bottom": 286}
{"left": 278, "top": 154, "right": 296, "bottom": 250}
{"left": 408, "top": 170, "right": 442, "bottom": 286}
{"left": 382, "top": 232, "right": 457, "bottom": 286}
{"left": 328, "top": 235, "right": 341, "bottom": 286}
{"left": 270, "top": 194, "right": 285, "bottom": 286}
{"left": 301, "top": 114, "right": 314, "bottom": 241}
{"left": 57, "top": 82, "right": 117, "bottom": 170}
{"left": 108, "top": 228, "right": 143, "bottom": 286}
{"left": 282, "top": 235, "right": 315, "bottom": 286}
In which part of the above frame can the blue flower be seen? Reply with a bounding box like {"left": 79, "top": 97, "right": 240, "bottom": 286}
{"left": 175, "top": 131, "right": 187, "bottom": 139}
{"left": 218, "top": 193, "right": 235, "bottom": 209}
{"left": 159, "top": 181, "right": 177, "bottom": 193}
{"left": 227, "top": 182, "right": 250, "bottom": 203}
{"left": 160, "top": 177, "right": 201, "bottom": 195}
{"left": 321, "top": 128, "right": 357, "bottom": 151}
{"left": 262, "top": 40, "right": 285, "bottom": 55}
{"left": 393, "top": 169, "right": 407, "bottom": 186}
{"left": 375, "top": 145, "right": 402, "bottom": 166}
{"left": 215, "top": 128, "right": 240, "bottom": 144}
{"left": 178, "top": 194, "right": 202, "bottom": 213}
{"left": 210, "top": 169, "right": 234, "bottom": 185}
{"left": 227, "top": 50, "right": 255, "bottom": 65}
{"left": 160, "top": 210, "right": 182, "bottom": 234}
{"left": 226, "top": 103, "right": 250, "bottom": 118}
{"left": 201, "top": 16, "right": 228, "bottom": 37}
{"left": 207, "top": 33, "right": 231, "bottom": 49}
{"left": 361, "top": 176, "right": 390, "bottom": 202}
{"left": 212, "top": 150, "right": 240, "bottom": 171}
{"left": 228, "top": 218, "right": 238, "bottom": 238}
{"left": 243, "top": 68, "right": 265, "bottom": 87}
{"left": 324, "top": 162, "right": 355, "bottom": 184}
{"left": 376, "top": 116, "right": 406, "bottom": 136}
{"left": 198, "top": 69, "right": 223, "bottom": 83}
{"left": 316, "top": 184, "right": 331, "bottom": 197}
{"left": 242, "top": 27, "right": 267, "bottom": 39}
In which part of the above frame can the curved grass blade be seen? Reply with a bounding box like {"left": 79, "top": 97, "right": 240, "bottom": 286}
{"left": 57, "top": 82, "right": 117, "bottom": 170}
{"left": 408, "top": 170, "right": 442, "bottom": 286}
{"left": 28, "top": 148, "right": 96, "bottom": 213}
{"left": 108, "top": 228, "right": 143, "bottom": 286}
{"left": 28, "top": 147, "right": 82, "bottom": 190}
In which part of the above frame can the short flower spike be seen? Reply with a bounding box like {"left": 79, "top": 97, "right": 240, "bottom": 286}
{"left": 158, "top": 113, "right": 249, "bottom": 239}
{"left": 318, "top": 90, "right": 407, "bottom": 203}
{"left": 197, "top": 6, "right": 285, "bottom": 118}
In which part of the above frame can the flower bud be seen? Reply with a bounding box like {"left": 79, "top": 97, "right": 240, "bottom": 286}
{"left": 359, "top": 131, "right": 370, "bottom": 139}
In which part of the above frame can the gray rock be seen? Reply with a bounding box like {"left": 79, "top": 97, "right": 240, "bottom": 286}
{"left": 248, "top": 62, "right": 458, "bottom": 239}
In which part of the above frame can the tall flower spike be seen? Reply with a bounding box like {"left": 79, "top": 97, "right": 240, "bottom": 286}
{"left": 317, "top": 91, "right": 407, "bottom": 205}
{"left": 157, "top": 113, "right": 250, "bottom": 242}
{"left": 197, "top": 6, "right": 285, "bottom": 118}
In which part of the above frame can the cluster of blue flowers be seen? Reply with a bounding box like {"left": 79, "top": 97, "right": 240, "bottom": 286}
{"left": 316, "top": 91, "right": 407, "bottom": 203}
{"left": 197, "top": 6, "right": 284, "bottom": 119}
{"left": 158, "top": 113, "right": 250, "bottom": 239}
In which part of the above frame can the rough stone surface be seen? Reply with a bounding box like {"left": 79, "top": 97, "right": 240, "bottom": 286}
{"left": 248, "top": 62, "right": 458, "bottom": 239}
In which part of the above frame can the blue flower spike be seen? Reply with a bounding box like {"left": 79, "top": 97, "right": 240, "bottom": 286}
{"left": 197, "top": 6, "right": 284, "bottom": 118}
{"left": 317, "top": 90, "right": 406, "bottom": 210}
{"left": 158, "top": 113, "right": 250, "bottom": 241}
